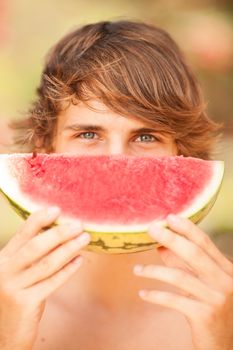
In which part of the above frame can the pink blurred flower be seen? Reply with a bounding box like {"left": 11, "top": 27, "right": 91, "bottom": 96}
{"left": 180, "top": 14, "right": 233, "bottom": 71}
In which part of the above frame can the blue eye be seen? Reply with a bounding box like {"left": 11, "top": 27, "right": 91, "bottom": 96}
{"left": 136, "top": 134, "right": 156, "bottom": 142}
{"left": 79, "top": 132, "right": 97, "bottom": 139}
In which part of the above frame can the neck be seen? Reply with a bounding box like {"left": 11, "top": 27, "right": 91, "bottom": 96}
{"left": 61, "top": 248, "right": 167, "bottom": 313}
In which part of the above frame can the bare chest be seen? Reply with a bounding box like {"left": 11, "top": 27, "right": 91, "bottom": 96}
{"left": 33, "top": 304, "right": 194, "bottom": 350}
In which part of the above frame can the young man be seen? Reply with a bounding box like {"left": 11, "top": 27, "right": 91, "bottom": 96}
{"left": 1, "top": 21, "right": 233, "bottom": 350}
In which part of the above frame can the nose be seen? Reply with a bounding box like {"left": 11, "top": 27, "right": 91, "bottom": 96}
{"left": 106, "top": 137, "right": 129, "bottom": 156}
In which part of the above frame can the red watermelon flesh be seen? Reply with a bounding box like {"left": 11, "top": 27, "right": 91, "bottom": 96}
{"left": 4, "top": 154, "right": 218, "bottom": 226}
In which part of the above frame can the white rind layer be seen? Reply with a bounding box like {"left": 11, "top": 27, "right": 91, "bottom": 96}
{"left": 0, "top": 154, "right": 224, "bottom": 232}
{"left": 174, "top": 161, "right": 224, "bottom": 217}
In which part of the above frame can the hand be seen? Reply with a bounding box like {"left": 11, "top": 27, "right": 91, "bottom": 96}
{"left": 0, "top": 207, "right": 90, "bottom": 350}
{"left": 134, "top": 215, "right": 233, "bottom": 350}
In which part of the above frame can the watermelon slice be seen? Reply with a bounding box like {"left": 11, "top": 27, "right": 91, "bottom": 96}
{"left": 0, "top": 154, "right": 224, "bottom": 254}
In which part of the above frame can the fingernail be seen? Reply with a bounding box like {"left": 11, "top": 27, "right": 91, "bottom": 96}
{"left": 139, "top": 290, "right": 148, "bottom": 298}
{"left": 149, "top": 225, "right": 164, "bottom": 238}
{"left": 76, "top": 232, "right": 91, "bottom": 245}
{"left": 134, "top": 264, "right": 144, "bottom": 274}
{"left": 47, "top": 206, "right": 60, "bottom": 218}
{"left": 167, "top": 214, "right": 178, "bottom": 222}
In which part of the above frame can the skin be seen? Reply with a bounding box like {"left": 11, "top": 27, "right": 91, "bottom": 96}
{"left": 0, "top": 100, "right": 232, "bottom": 350}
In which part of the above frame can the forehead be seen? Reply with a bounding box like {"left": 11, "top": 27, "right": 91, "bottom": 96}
{"left": 57, "top": 100, "right": 155, "bottom": 130}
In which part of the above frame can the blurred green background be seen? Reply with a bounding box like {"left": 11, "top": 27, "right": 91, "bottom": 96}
{"left": 0, "top": 0, "right": 232, "bottom": 255}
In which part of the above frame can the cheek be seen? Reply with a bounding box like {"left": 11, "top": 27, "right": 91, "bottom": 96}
{"left": 152, "top": 144, "right": 177, "bottom": 157}
{"left": 135, "top": 142, "right": 177, "bottom": 157}
{"left": 53, "top": 134, "right": 71, "bottom": 153}
{"left": 158, "top": 142, "right": 178, "bottom": 157}
{"left": 171, "top": 141, "right": 178, "bottom": 156}
{"left": 53, "top": 138, "right": 81, "bottom": 154}
{"left": 53, "top": 137, "right": 104, "bottom": 155}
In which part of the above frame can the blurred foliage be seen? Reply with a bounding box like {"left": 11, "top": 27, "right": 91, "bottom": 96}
{"left": 0, "top": 0, "right": 232, "bottom": 253}
{"left": 0, "top": 1, "right": 232, "bottom": 128}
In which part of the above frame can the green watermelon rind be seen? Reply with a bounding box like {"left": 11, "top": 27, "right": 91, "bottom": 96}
{"left": 0, "top": 182, "right": 222, "bottom": 254}
{"left": 0, "top": 155, "right": 224, "bottom": 253}
{"left": 0, "top": 187, "right": 158, "bottom": 253}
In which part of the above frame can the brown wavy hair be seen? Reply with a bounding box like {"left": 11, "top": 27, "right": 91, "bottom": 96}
{"left": 11, "top": 20, "right": 221, "bottom": 158}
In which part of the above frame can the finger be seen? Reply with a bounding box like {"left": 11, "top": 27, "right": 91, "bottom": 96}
{"left": 157, "top": 246, "right": 194, "bottom": 275}
{"left": 30, "top": 255, "right": 84, "bottom": 300}
{"left": 0, "top": 207, "right": 60, "bottom": 259}
{"left": 17, "top": 232, "right": 90, "bottom": 288}
{"left": 134, "top": 264, "right": 223, "bottom": 305}
{"left": 138, "top": 289, "right": 210, "bottom": 322}
{"left": 12, "top": 221, "right": 84, "bottom": 271}
{"left": 167, "top": 215, "right": 233, "bottom": 278}
{"left": 148, "top": 224, "right": 233, "bottom": 293}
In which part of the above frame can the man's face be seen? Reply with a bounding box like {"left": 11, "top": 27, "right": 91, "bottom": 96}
{"left": 53, "top": 100, "right": 177, "bottom": 156}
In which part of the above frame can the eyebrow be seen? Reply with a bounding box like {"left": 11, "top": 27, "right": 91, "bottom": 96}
{"left": 64, "top": 124, "right": 105, "bottom": 132}
{"left": 64, "top": 123, "right": 162, "bottom": 134}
